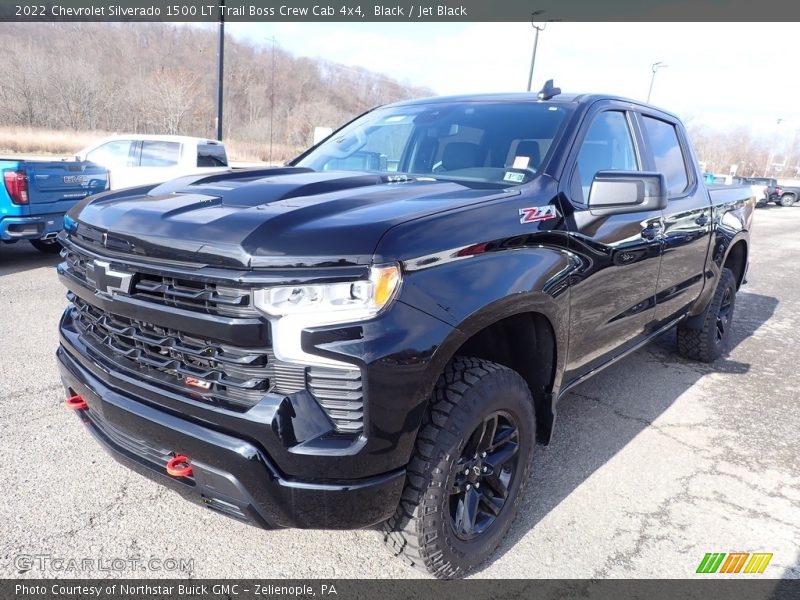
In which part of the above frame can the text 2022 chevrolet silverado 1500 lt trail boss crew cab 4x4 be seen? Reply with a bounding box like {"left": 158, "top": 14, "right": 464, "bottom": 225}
{"left": 55, "top": 85, "right": 754, "bottom": 578}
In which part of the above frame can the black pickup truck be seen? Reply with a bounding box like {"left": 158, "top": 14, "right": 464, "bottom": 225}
{"left": 768, "top": 182, "right": 800, "bottom": 206}
{"left": 56, "top": 87, "right": 754, "bottom": 579}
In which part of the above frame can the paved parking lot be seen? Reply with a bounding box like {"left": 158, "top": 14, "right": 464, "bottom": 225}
{"left": 1, "top": 206, "right": 798, "bottom": 579}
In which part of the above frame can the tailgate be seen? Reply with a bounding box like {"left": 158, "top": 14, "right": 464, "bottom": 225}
{"left": 26, "top": 161, "right": 108, "bottom": 205}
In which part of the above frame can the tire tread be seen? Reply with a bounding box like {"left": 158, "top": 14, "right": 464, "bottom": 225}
{"left": 382, "top": 356, "right": 531, "bottom": 578}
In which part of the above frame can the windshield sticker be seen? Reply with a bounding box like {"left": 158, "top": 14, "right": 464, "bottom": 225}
{"left": 503, "top": 171, "right": 525, "bottom": 183}
{"left": 512, "top": 156, "right": 530, "bottom": 169}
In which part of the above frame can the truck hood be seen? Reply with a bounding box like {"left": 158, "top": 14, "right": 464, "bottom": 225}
{"left": 68, "top": 168, "right": 519, "bottom": 268}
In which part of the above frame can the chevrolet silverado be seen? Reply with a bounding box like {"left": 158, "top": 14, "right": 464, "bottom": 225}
{"left": 56, "top": 85, "right": 754, "bottom": 578}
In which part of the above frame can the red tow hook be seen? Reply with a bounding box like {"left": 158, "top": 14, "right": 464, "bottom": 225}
{"left": 166, "top": 455, "right": 193, "bottom": 478}
{"left": 65, "top": 394, "right": 88, "bottom": 410}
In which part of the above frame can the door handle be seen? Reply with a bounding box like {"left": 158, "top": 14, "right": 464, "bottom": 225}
{"left": 695, "top": 214, "right": 710, "bottom": 226}
{"left": 641, "top": 222, "right": 662, "bottom": 240}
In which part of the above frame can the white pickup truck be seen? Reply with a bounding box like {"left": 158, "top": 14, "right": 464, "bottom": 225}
{"left": 74, "top": 135, "right": 228, "bottom": 190}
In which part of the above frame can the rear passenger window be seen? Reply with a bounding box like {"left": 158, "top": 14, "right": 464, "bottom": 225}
{"left": 572, "top": 111, "right": 639, "bottom": 203}
{"left": 642, "top": 116, "right": 690, "bottom": 196}
{"left": 140, "top": 141, "right": 181, "bottom": 167}
{"left": 197, "top": 143, "right": 228, "bottom": 167}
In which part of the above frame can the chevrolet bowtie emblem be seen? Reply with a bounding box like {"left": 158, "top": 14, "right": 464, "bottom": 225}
{"left": 92, "top": 260, "right": 133, "bottom": 295}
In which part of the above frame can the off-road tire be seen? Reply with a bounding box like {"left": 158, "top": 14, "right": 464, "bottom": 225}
{"left": 677, "top": 267, "right": 737, "bottom": 362}
{"left": 779, "top": 193, "right": 796, "bottom": 207}
{"left": 382, "top": 356, "right": 536, "bottom": 579}
{"left": 30, "top": 238, "right": 62, "bottom": 254}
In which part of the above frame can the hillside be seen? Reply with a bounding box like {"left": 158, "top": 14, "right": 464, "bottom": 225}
{"left": 0, "top": 23, "right": 433, "bottom": 160}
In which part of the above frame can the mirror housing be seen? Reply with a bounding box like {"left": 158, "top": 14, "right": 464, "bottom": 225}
{"left": 588, "top": 171, "right": 667, "bottom": 214}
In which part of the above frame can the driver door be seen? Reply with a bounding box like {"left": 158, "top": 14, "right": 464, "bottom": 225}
{"left": 562, "top": 108, "right": 664, "bottom": 384}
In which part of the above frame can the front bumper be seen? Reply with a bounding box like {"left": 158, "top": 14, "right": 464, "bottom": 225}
{"left": 57, "top": 345, "right": 405, "bottom": 529}
{"left": 0, "top": 213, "right": 64, "bottom": 241}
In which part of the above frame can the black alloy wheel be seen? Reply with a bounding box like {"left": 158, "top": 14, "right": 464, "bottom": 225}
{"left": 715, "top": 286, "right": 733, "bottom": 345}
{"left": 449, "top": 411, "right": 520, "bottom": 540}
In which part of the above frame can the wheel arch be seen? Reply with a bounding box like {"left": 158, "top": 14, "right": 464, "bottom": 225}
{"left": 422, "top": 295, "right": 566, "bottom": 445}
{"left": 723, "top": 238, "right": 748, "bottom": 290}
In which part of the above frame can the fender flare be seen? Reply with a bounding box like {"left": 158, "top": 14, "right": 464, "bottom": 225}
{"left": 415, "top": 292, "right": 567, "bottom": 444}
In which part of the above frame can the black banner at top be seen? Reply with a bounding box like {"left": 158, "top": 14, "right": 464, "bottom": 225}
{"left": 1, "top": 0, "right": 800, "bottom": 22}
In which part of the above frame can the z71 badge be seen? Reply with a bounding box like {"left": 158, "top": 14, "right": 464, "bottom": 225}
{"left": 518, "top": 205, "right": 559, "bottom": 224}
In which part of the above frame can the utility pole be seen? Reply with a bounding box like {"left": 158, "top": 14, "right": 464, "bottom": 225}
{"left": 268, "top": 36, "right": 277, "bottom": 164}
{"left": 526, "top": 12, "right": 547, "bottom": 92}
{"left": 647, "top": 61, "right": 667, "bottom": 103}
{"left": 763, "top": 118, "right": 784, "bottom": 177}
{"left": 214, "top": 0, "right": 225, "bottom": 141}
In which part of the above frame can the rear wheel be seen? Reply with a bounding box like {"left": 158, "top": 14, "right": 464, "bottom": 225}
{"left": 30, "top": 238, "right": 62, "bottom": 254}
{"left": 779, "top": 193, "right": 796, "bottom": 207}
{"left": 677, "top": 267, "right": 737, "bottom": 362}
{"left": 383, "top": 357, "right": 535, "bottom": 579}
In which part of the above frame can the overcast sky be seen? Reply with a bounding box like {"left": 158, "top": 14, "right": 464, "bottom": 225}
{"left": 223, "top": 22, "right": 799, "bottom": 146}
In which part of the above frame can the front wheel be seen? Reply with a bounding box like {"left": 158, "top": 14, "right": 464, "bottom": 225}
{"left": 383, "top": 357, "right": 535, "bottom": 579}
{"left": 677, "top": 268, "right": 737, "bottom": 362}
{"left": 779, "top": 193, "right": 796, "bottom": 207}
{"left": 30, "top": 238, "right": 62, "bottom": 254}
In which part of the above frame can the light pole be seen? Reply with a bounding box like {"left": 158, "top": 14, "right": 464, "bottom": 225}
{"left": 647, "top": 61, "right": 667, "bottom": 104}
{"left": 526, "top": 12, "right": 547, "bottom": 92}
{"left": 214, "top": 0, "right": 225, "bottom": 141}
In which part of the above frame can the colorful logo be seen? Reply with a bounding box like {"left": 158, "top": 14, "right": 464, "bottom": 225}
{"left": 696, "top": 552, "right": 773, "bottom": 574}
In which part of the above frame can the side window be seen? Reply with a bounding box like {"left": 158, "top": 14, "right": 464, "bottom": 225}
{"left": 572, "top": 111, "right": 638, "bottom": 203}
{"left": 86, "top": 140, "right": 133, "bottom": 168}
{"left": 641, "top": 116, "right": 689, "bottom": 196}
{"left": 140, "top": 141, "right": 181, "bottom": 167}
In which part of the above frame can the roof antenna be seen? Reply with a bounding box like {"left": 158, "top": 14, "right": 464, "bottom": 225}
{"left": 538, "top": 79, "right": 561, "bottom": 100}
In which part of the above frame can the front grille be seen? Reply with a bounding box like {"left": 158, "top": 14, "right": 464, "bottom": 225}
{"left": 133, "top": 275, "right": 254, "bottom": 318}
{"left": 62, "top": 242, "right": 365, "bottom": 433}
{"left": 61, "top": 245, "right": 256, "bottom": 318}
{"left": 71, "top": 295, "right": 292, "bottom": 411}
{"left": 70, "top": 296, "right": 364, "bottom": 431}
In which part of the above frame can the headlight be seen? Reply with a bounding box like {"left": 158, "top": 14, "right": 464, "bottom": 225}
{"left": 253, "top": 264, "right": 401, "bottom": 322}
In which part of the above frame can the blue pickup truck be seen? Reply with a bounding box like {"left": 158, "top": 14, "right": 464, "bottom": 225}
{"left": 1, "top": 158, "right": 108, "bottom": 254}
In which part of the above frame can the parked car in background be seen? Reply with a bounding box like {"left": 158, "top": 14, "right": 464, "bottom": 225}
{"left": 739, "top": 177, "right": 775, "bottom": 207}
{"left": 74, "top": 135, "right": 228, "bottom": 190}
{"left": 768, "top": 182, "right": 800, "bottom": 207}
{"left": 0, "top": 158, "right": 108, "bottom": 254}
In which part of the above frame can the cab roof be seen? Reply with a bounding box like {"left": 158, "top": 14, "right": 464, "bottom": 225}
{"left": 385, "top": 92, "right": 678, "bottom": 120}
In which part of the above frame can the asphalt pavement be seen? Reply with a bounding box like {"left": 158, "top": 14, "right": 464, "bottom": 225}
{"left": 1, "top": 206, "right": 798, "bottom": 579}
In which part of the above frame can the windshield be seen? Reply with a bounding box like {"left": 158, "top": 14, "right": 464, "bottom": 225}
{"left": 295, "top": 101, "right": 572, "bottom": 186}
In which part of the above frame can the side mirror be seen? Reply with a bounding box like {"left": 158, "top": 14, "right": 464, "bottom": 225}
{"left": 588, "top": 171, "right": 667, "bottom": 214}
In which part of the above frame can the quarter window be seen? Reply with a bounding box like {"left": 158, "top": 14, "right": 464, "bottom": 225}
{"left": 642, "top": 116, "right": 689, "bottom": 196}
